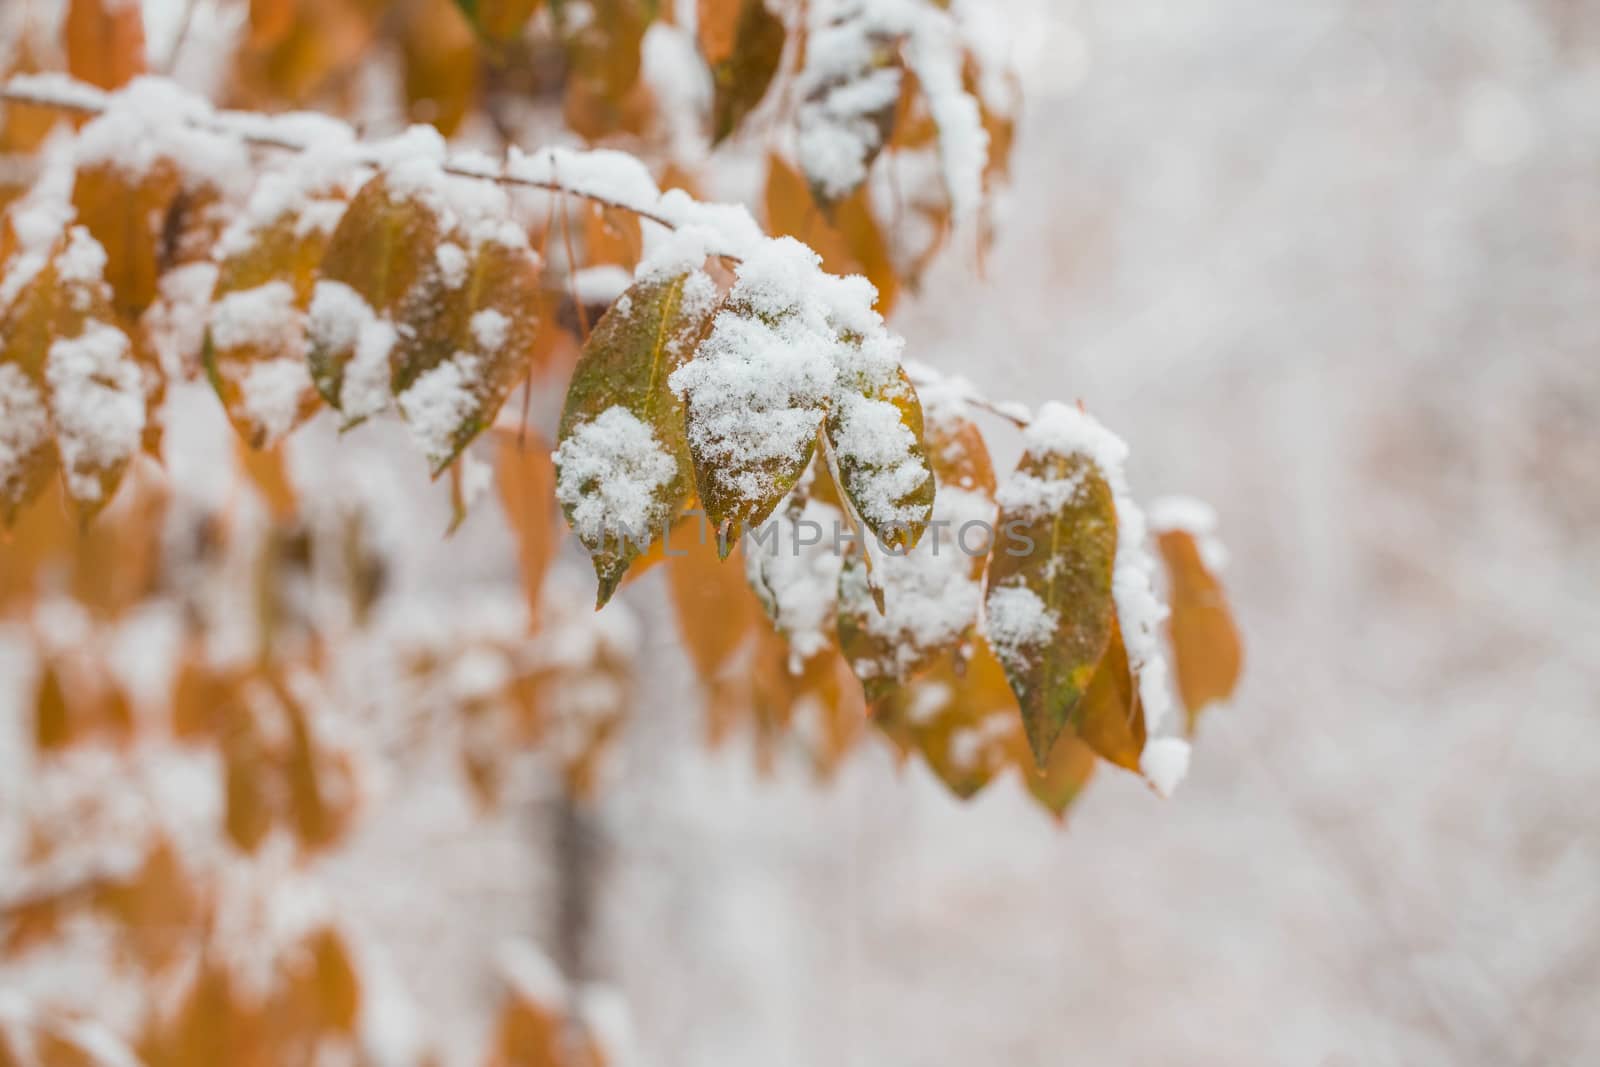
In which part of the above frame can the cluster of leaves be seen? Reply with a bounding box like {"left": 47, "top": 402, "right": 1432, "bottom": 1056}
{"left": 1, "top": 448, "right": 633, "bottom": 1065}
{"left": 226, "top": 0, "right": 1013, "bottom": 312}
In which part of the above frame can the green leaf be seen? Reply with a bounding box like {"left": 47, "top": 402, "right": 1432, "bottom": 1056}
{"left": 555, "top": 269, "right": 717, "bottom": 606}
{"left": 984, "top": 449, "right": 1118, "bottom": 766}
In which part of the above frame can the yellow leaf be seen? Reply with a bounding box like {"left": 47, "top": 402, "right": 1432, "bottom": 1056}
{"left": 1073, "top": 622, "right": 1145, "bottom": 772}
{"left": 71, "top": 158, "right": 182, "bottom": 322}
{"left": 205, "top": 205, "right": 337, "bottom": 447}
{"left": 64, "top": 0, "right": 147, "bottom": 91}
{"left": 308, "top": 172, "right": 444, "bottom": 412}
{"left": 1158, "top": 527, "right": 1243, "bottom": 732}
{"left": 872, "top": 637, "right": 1018, "bottom": 799}
{"left": 495, "top": 431, "right": 559, "bottom": 624}
{"left": 401, "top": 0, "right": 481, "bottom": 136}
{"left": 825, "top": 363, "right": 934, "bottom": 552}
{"left": 667, "top": 524, "right": 761, "bottom": 685}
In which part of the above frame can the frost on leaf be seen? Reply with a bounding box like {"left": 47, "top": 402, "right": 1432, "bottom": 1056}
{"left": 985, "top": 410, "right": 1118, "bottom": 766}
{"left": 555, "top": 269, "right": 717, "bottom": 606}
{"left": 1151, "top": 497, "right": 1242, "bottom": 733}
{"left": 836, "top": 403, "right": 992, "bottom": 701}
{"left": 701, "top": 0, "right": 787, "bottom": 144}
{"left": 0, "top": 226, "right": 144, "bottom": 521}
{"left": 670, "top": 239, "right": 839, "bottom": 544}
{"left": 205, "top": 200, "right": 343, "bottom": 447}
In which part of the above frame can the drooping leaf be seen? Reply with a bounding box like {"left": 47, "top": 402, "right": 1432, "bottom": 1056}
{"left": 393, "top": 232, "right": 543, "bottom": 473}
{"left": 307, "top": 172, "right": 444, "bottom": 415}
{"left": 703, "top": 0, "right": 787, "bottom": 144}
{"left": 554, "top": 0, "right": 655, "bottom": 139}
{"left": 837, "top": 405, "right": 993, "bottom": 701}
{"left": 204, "top": 203, "right": 341, "bottom": 447}
{"left": 555, "top": 268, "right": 718, "bottom": 605}
{"left": 64, "top": 0, "right": 147, "bottom": 90}
{"left": 745, "top": 487, "right": 846, "bottom": 671}
{"left": 764, "top": 151, "right": 898, "bottom": 313}
{"left": 749, "top": 623, "right": 866, "bottom": 779}
{"left": 495, "top": 430, "right": 559, "bottom": 623}
{"left": 1017, "top": 728, "right": 1097, "bottom": 819}
{"left": 793, "top": 11, "right": 901, "bottom": 204}
{"left": 402, "top": 0, "right": 482, "bottom": 136}
{"left": 0, "top": 226, "right": 145, "bottom": 520}
{"left": 870, "top": 637, "right": 1018, "bottom": 800}
{"left": 671, "top": 240, "right": 838, "bottom": 547}
{"left": 824, "top": 362, "right": 934, "bottom": 552}
{"left": 0, "top": 363, "right": 57, "bottom": 526}
{"left": 70, "top": 157, "right": 183, "bottom": 322}
{"left": 667, "top": 524, "right": 761, "bottom": 683}
{"left": 1157, "top": 525, "right": 1242, "bottom": 732}
{"left": 248, "top": 0, "right": 299, "bottom": 49}
{"left": 1073, "top": 621, "right": 1145, "bottom": 772}
{"left": 985, "top": 447, "right": 1118, "bottom": 766}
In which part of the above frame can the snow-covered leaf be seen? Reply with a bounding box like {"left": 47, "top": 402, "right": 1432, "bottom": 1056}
{"left": 670, "top": 239, "right": 838, "bottom": 546}
{"left": 837, "top": 403, "right": 992, "bottom": 699}
{"left": 307, "top": 171, "right": 445, "bottom": 417}
{"left": 794, "top": 2, "right": 902, "bottom": 205}
{"left": 0, "top": 226, "right": 145, "bottom": 520}
{"left": 555, "top": 268, "right": 718, "bottom": 606}
{"left": 985, "top": 425, "right": 1118, "bottom": 766}
{"left": 395, "top": 233, "right": 542, "bottom": 473}
{"left": 825, "top": 361, "right": 933, "bottom": 551}
{"left": 204, "top": 205, "right": 338, "bottom": 447}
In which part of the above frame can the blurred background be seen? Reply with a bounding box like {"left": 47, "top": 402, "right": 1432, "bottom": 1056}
{"left": 4, "top": 0, "right": 1600, "bottom": 1064}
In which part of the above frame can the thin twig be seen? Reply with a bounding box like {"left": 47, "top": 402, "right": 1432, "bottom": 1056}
{"left": 0, "top": 77, "right": 1035, "bottom": 429}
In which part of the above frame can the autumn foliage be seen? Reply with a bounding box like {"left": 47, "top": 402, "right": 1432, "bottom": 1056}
{"left": 0, "top": 0, "right": 1240, "bottom": 1063}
